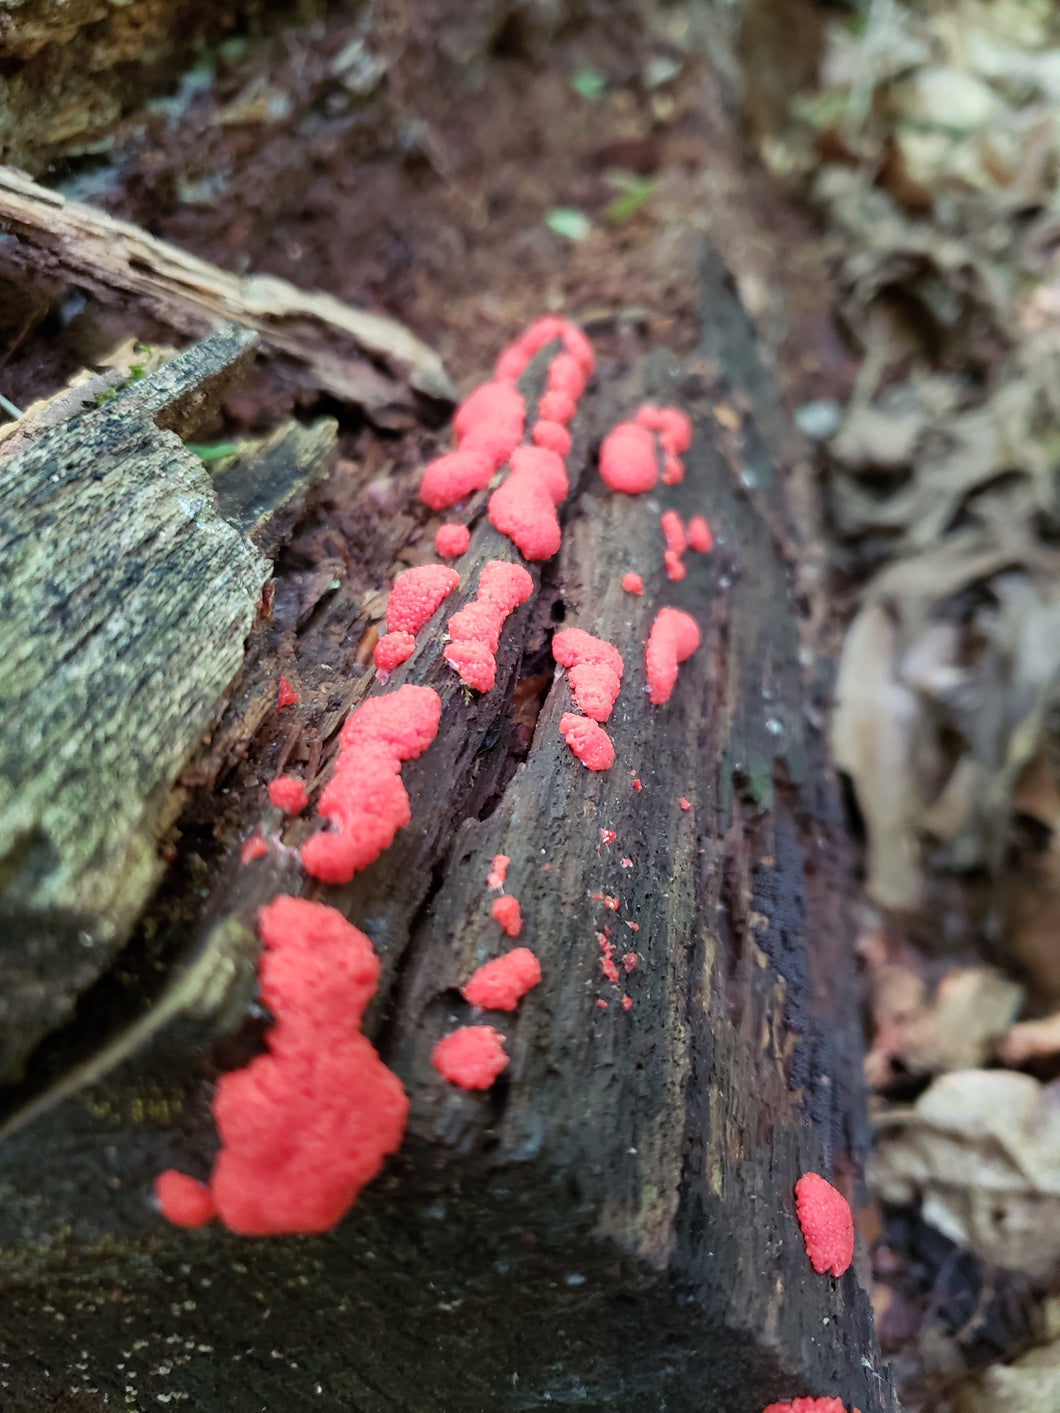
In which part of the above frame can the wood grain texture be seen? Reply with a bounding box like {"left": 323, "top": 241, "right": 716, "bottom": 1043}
{"left": 0, "top": 327, "right": 274, "bottom": 1084}
{"left": 0, "top": 262, "right": 896, "bottom": 1411}
{"left": 0, "top": 165, "right": 454, "bottom": 424}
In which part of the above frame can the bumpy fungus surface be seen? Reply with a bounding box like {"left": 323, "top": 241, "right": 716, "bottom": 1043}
{"left": 559, "top": 713, "right": 615, "bottom": 771}
{"left": 461, "top": 947, "right": 541, "bottom": 1011}
{"left": 374, "top": 565, "right": 460, "bottom": 678}
{"left": 795, "top": 1172, "right": 854, "bottom": 1278}
{"left": 486, "top": 854, "right": 510, "bottom": 889}
{"left": 552, "top": 628, "right": 624, "bottom": 723}
{"left": 532, "top": 419, "right": 571, "bottom": 457}
{"left": 645, "top": 607, "right": 700, "bottom": 706}
{"left": 301, "top": 684, "right": 441, "bottom": 884}
{"left": 435, "top": 523, "right": 470, "bottom": 558}
{"left": 622, "top": 571, "right": 643, "bottom": 596}
{"left": 661, "top": 510, "right": 688, "bottom": 581}
{"left": 277, "top": 676, "right": 299, "bottom": 709}
{"left": 157, "top": 896, "right": 408, "bottom": 1236}
{"left": 444, "top": 560, "right": 533, "bottom": 693}
{"left": 488, "top": 444, "right": 568, "bottom": 562}
{"left": 490, "top": 895, "right": 523, "bottom": 937}
{"left": 268, "top": 775, "right": 308, "bottom": 813}
{"left": 420, "top": 381, "right": 526, "bottom": 510}
{"left": 762, "top": 1400, "right": 861, "bottom": 1413}
{"left": 432, "top": 1025, "right": 509, "bottom": 1089}
{"left": 635, "top": 403, "right": 693, "bottom": 484}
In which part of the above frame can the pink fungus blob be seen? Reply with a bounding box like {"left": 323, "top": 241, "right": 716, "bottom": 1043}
{"left": 240, "top": 832, "right": 268, "bottom": 864}
{"left": 645, "top": 607, "right": 700, "bottom": 705}
{"left": 159, "top": 896, "right": 408, "bottom": 1236}
{"left": 419, "top": 450, "right": 494, "bottom": 511}
{"left": 660, "top": 510, "right": 686, "bottom": 556}
{"left": 679, "top": 796, "right": 691, "bottom": 811}
{"left": 599, "top": 422, "right": 657, "bottom": 494}
{"left": 537, "top": 389, "right": 577, "bottom": 425}
{"left": 664, "top": 550, "right": 686, "bottom": 582}
{"left": 532, "top": 419, "right": 572, "bottom": 457}
{"left": 461, "top": 947, "right": 541, "bottom": 1011}
{"left": 559, "top": 713, "right": 615, "bottom": 771}
{"left": 599, "top": 828, "right": 616, "bottom": 845}
{"left": 495, "top": 316, "right": 567, "bottom": 384}
{"left": 621, "top": 952, "right": 638, "bottom": 974}
{"left": 384, "top": 564, "right": 461, "bottom": 635}
{"left": 490, "top": 895, "right": 523, "bottom": 937}
{"left": 552, "top": 628, "right": 623, "bottom": 722}
{"left": 635, "top": 403, "right": 692, "bottom": 483}
{"left": 301, "top": 684, "right": 441, "bottom": 884}
{"left": 486, "top": 854, "right": 510, "bottom": 889}
{"left": 621, "top": 994, "right": 633, "bottom": 1012}
{"left": 268, "top": 775, "right": 308, "bottom": 814}
{"left": 277, "top": 676, "right": 298, "bottom": 709}
{"left": 373, "top": 630, "right": 416, "bottom": 677}
{"left": 622, "top": 571, "right": 643, "bottom": 596}
{"left": 632, "top": 776, "right": 642, "bottom": 792}
{"left": 488, "top": 444, "right": 568, "bottom": 562}
{"left": 547, "top": 351, "right": 586, "bottom": 402}
{"left": 452, "top": 380, "right": 525, "bottom": 459}
{"left": 444, "top": 560, "right": 533, "bottom": 693}
{"left": 795, "top": 1172, "right": 854, "bottom": 1278}
{"left": 375, "top": 565, "right": 459, "bottom": 678}
{"left": 155, "top": 1170, "right": 215, "bottom": 1228}
{"left": 687, "top": 515, "right": 713, "bottom": 553}
{"left": 435, "top": 523, "right": 470, "bottom": 558}
{"left": 432, "top": 1025, "right": 509, "bottom": 1089}
{"left": 762, "top": 1401, "right": 861, "bottom": 1413}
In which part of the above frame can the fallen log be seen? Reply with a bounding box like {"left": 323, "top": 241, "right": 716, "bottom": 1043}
{"left": 0, "top": 254, "right": 897, "bottom": 1412}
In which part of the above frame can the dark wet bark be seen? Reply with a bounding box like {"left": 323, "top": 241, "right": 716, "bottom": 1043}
{"left": 0, "top": 249, "right": 897, "bottom": 1412}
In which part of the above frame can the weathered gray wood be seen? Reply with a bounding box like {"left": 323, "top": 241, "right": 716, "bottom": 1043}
{"left": 0, "top": 328, "right": 308, "bottom": 1085}
{"left": 0, "top": 262, "right": 896, "bottom": 1412}
{"left": 0, "top": 165, "right": 454, "bottom": 425}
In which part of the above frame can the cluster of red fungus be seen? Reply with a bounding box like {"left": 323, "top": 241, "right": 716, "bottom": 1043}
{"left": 160, "top": 316, "right": 863, "bottom": 1413}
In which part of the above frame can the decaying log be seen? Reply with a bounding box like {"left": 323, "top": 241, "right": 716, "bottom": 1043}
{"left": 0, "top": 165, "right": 454, "bottom": 425}
{"left": 0, "top": 255, "right": 897, "bottom": 1412}
{"left": 0, "top": 325, "right": 336, "bottom": 1086}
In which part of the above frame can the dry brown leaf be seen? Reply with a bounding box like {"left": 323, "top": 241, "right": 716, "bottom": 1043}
{"left": 869, "top": 1069, "right": 1060, "bottom": 1278}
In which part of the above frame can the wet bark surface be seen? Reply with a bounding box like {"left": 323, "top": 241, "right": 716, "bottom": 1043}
{"left": 0, "top": 248, "right": 897, "bottom": 1412}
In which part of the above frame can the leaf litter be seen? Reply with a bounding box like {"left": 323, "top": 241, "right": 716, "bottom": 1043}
{"left": 771, "top": 0, "right": 1060, "bottom": 1406}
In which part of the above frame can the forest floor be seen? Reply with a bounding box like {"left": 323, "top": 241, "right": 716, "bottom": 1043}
{"left": 4, "top": 1, "right": 1060, "bottom": 1409}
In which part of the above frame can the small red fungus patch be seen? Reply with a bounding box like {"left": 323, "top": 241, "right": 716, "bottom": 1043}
{"left": 490, "top": 895, "right": 523, "bottom": 937}
{"left": 420, "top": 450, "right": 494, "bottom": 510}
{"left": 645, "top": 607, "right": 701, "bottom": 706}
{"left": 621, "top": 952, "right": 638, "bottom": 974}
{"left": 794, "top": 1172, "right": 854, "bottom": 1277}
{"left": 559, "top": 713, "right": 615, "bottom": 770}
{"left": 621, "top": 571, "right": 643, "bottom": 596}
{"left": 444, "top": 560, "right": 534, "bottom": 693}
{"left": 632, "top": 776, "right": 642, "bottom": 792}
{"left": 552, "top": 628, "right": 624, "bottom": 722}
{"left": 532, "top": 419, "right": 572, "bottom": 457}
{"left": 761, "top": 1400, "right": 861, "bottom": 1413}
{"left": 598, "top": 932, "right": 620, "bottom": 984}
{"left": 488, "top": 444, "right": 568, "bottom": 561}
{"left": 268, "top": 775, "right": 308, "bottom": 814}
{"left": 374, "top": 565, "right": 460, "bottom": 679}
{"left": 420, "top": 380, "right": 526, "bottom": 511}
{"left": 599, "top": 829, "right": 616, "bottom": 846}
{"left": 687, "top": 515, "right": 713, "bottom": 554}
{"left": 625, "top": 921, "right": 639, "bottom": 932}
{"left": 158, "top": 896, "right": 408, "bottom": 1236}
{"left": 679, "top": 797, "right": 691, "bottom": 811}
{"left": 432, "top": 1025, "right": 509, "bottom": 1089}
{"left": 486, "top": 854, "right": 510, "bottom": 889}
{"left": 301, "top": 684, "right": 441, "bottom": 884}
{"left": 240, "top": 832, "right": 268, "bottom": 864}
{"left": 435, "top": 523, "right": 470, "bottom": 558}
{"left": 661, "top": 510, "right": 686, "bottom": 556}
{"left": 155, "top": 1170, "right": 215, "bottom": 1228}
{"left": 622, "top": 995, "right": 632, "bottom": 1012}
{"left": 277, "top": 676, "right": 298, "bottom": 710}
{"left": 599, "top": 421, "right": 657, "bottom": 494}
{"left": 620, "top": 857, "right": 632, "bottom": 869}
{"left": 461, "top": 947, "right": 541, "bottom": 1011}
{"left": 596, "top": 998, "right": 609, "bottom": 1010}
